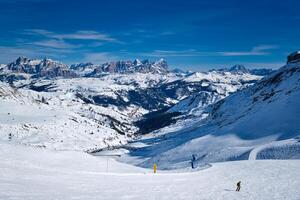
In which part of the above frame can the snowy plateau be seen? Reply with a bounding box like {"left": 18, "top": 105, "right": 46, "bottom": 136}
{"left": 0, "top": 56, "right": 300, "bottom": 200}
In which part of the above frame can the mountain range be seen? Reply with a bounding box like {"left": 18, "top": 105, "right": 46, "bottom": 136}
{"left": 1, "top": 55, "right": 299, "bottom": 167}
{"left": 0, "top": 57, "right": 171, "bottom": 82}
{"left": 121, "top": 58, "right": 300, "bottom": 169}
{"left": 0, "top": 56, "right": 268, "bottom": 151}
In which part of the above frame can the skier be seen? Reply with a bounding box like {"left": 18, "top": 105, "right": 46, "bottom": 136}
{"left": 153, "top": 163, "right": 157, "bottom": 173}
{"left": 236, "top": 181, "right": 241, "bottom": 191}
{"left": 191, "top": 154, "right": 196, "bottom": 169}
{"left": 8, "top": 133, "right": 12, "bottom": 141}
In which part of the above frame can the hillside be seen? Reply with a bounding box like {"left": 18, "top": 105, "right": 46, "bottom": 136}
{"left": 118, "top": 60, "right": 300, "bottom": 169}
{"left": 0, "top": 57, "right": 263, "bottom": 151}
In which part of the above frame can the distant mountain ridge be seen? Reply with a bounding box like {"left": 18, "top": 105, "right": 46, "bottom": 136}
{"left": 210, "top": 64, "right": 275, "bottom": 76}
{"left": 0, "top": 57, "right": 170, "bottom": 81}
{"left": 0, "top": 57, "right": 274, "bottom": 83}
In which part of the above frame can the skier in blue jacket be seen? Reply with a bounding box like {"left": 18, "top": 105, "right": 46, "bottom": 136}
{"left": 191, "top": 154, "right": 196, "bottom": 169}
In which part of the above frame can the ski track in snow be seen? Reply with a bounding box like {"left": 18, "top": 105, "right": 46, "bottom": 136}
{"left": 0, "top": 142, "right": 299, "bottom": 200}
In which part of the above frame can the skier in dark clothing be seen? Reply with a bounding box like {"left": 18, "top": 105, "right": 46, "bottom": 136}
{"left": 191, "top": 154, "right": 196, "bottom": 169}
{"left": 236, "top": 181, "right": 241, "bottom": 191}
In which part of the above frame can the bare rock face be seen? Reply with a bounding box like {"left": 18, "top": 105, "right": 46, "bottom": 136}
{"left": 85, "top": 58, "right": 169, "bottom": 76}
{"left": 287, "top": 51, "right": 300, "bottom": 64}
{"left": 68, "top": 58, "right": 169, "bottom": 77}
{"left": 5, "top": 57, "right": 77, "bottom": 79}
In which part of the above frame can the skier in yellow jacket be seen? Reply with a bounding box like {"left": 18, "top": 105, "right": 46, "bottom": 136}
{"left": 153, "top": 163, "right": 157, "bottom": 173}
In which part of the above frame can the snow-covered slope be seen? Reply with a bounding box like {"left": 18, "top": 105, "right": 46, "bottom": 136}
{"left": 1, "top": 142, "right": 299, "bottom": 200}
{"left": 209, "top": 61, "right": 300, "bottom": 139}
{"left": 0, "top": 57, "right": 268, "bottom": 152}
{"left": 1, "top": 56, "right": 299, "bottom": 199}
{"left": 1, "top": 68, "right": 260, "bottom": 151}
{"left": 0, "top": 81, "right": 137, "bottom": 151}
{"left": 119, "top": 60, "right": 300, "bottom": 169}
{"left": 168, "top": 70, "right": 259, "bottom": 115}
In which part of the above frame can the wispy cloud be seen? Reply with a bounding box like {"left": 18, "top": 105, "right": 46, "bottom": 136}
{"left": 89, "top": 42, "right": 104, "bottom": 47}
{"left": 239, "top": 61, "right": 284, "bottom": 69}
{"left": 23, "top": 29, "right": 118, "bottom": 42}
{"left": 159, "top": 31, "right": 176, "bottom": 36}
{"left": 121, "top": 28, "right": 178, "bottom": 39}
{"left": 252, "top": 45, "right": 279, "bottom": 52}
{"left": 83, "top": 52, "right": 119, "bottom": 64}
{"left": 0, "top": 45, "right": 73, "bottom": 63}
{"left": 139, "top": 45, "right": 279, "bottom": 58}
{"left": 220, "top": 45, "right": 279, "bottom": 56}
{"left": 31, "top": 39, "right": 80, "bottom": 49}
{"left": 141, "top": 49, "right": 213, "bottom": 57}
{"left": 56, "top": 31, "right": 117, "bottom": 42}
{"left": 22, "top": 29, "right": 53, "bottom": 36}
{"left": 0, "top": 29, "right": 121, "bottom": 63}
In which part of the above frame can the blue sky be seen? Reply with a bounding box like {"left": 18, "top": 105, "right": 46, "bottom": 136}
{"left": 0, "top": 0, "right": 299, "bottom": 70}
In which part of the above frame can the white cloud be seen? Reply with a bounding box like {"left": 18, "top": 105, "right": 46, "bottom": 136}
{"left": 220, "top": 45, "right": 279, "bottom": 56}
{"left": 220, "top": 51, "right": 268, "bottom": 56}
{"left": 238, "top": 61, "right": 284, "bottom": 69}
{"left": 83, "top": 52, "right": 119, "bottom": 64}
{"left": 0, "top": 45, "right": 73, "bottom": 64}
{"left": 31, "top": 39, "right": 80, "bottom": 49}
{"left": 23, "top": 29, "right": 118, "bottom": 42}
{"left": 0, "top": 29, "right": 120, "bottom": 63}
{"left": 89, "top": 42, "right": 104, "bottom": 47}
{"left": 141, "top": 49, "right": 213, "bottom": 57}
{"left": 22, "top": 29, "right": 54, "bottom": 37}
{"left": 55, "top": 31, "right": 116, "bottom": 42}
{"left": 252, "top": 45, "right": 279, "bottom": 52}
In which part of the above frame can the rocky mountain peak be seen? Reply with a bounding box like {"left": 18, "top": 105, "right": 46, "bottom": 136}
{"left": 133, "top": 59, "right": 142, "bottom": 66}
{"left": 229, "top": 64, "right": 249, "bottom": 73}
{"left": 15, "top": 56, "right": 30, "bottom": 65}
{"left": 154, "top": 58, "right": 168, "bottom": 69}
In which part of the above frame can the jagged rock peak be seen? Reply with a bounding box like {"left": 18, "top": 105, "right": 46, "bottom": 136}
{"left": 229, "top": 64, "right": 249, "bottom": 73}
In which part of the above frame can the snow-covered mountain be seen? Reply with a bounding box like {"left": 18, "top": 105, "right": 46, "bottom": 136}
{"left": 75, "top": 58, "right": 169, "bottom": 77}
{"left": 0, "top": 64, "right": 6, "bottom": 70}
{"left": 2, "top": 57, "right": 77, "bottom": 80}
{"left": 118, "top": 59, "right": 300, "bottom": 169}
{"left": 1, "top": 57, "right": 272, "bottom": 81}
{"left": 0, "top": 57, "right": 266, "bottom": 151}
{"left": 136, "top": 70, "right": 261, "bottom": 133}
{"left": 0, "top": 57, "right": 170, "bottom": 82}
{"left": 211, "top": 64, "right": 275, "bottom": 76}
{"left": 209, "top": 61, "right": 300, "bottom": 140}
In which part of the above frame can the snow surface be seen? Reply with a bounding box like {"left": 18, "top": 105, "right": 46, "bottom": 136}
{"left": 1, "top": 58, "right": 300, "bottom": 199}
{"left": 0, "top": 82, "right": 135, "bottom": 151}
{"left": 117, "top": 61, "right": 300, "bottom": 169}
{"left": 0, "top": 142, "right": 299, "bottom": 200}
{"left": 0, "top": 66, "right": 261, "bottom": 152}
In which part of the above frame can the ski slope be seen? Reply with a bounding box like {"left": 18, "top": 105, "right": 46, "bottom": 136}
{"left": 249, "top": 137, "right": 300, "bottom": 160}
{"left": 0, "top": 142, "right": 299, "bottom": 200}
